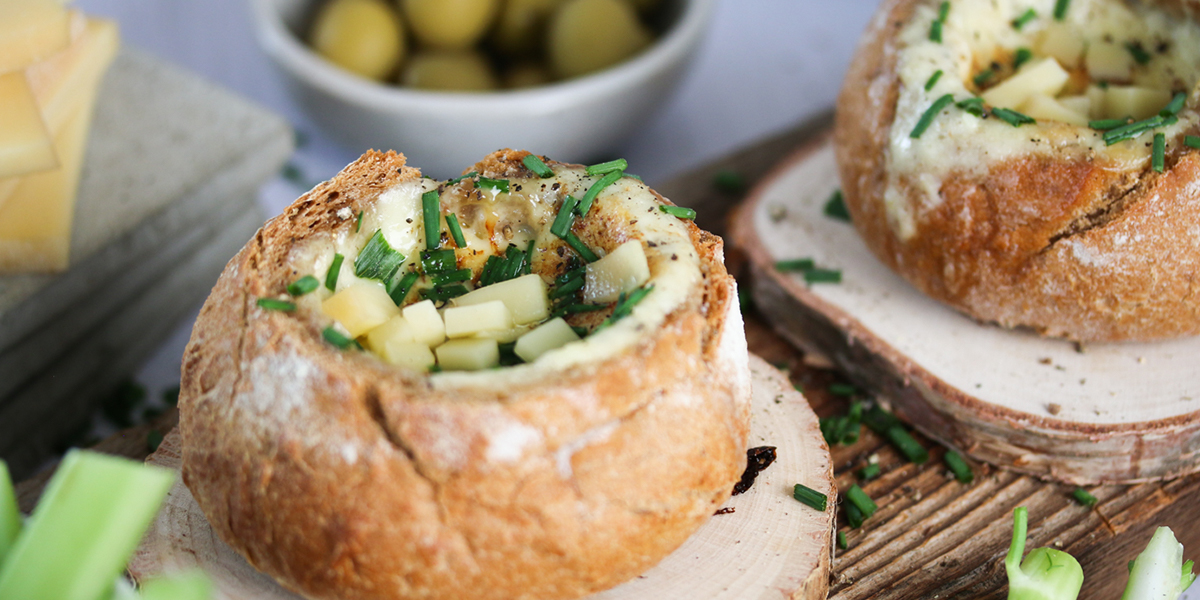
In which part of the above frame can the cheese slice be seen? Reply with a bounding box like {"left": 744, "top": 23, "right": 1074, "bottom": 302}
{"left": 26, "top": 14, "right": 116, "bottom": 135}
{"left": 0, "top": 0, "right": 72, "bottom": 73}
{"left": 0, "top": 70, "right": 59, "bottom": 180}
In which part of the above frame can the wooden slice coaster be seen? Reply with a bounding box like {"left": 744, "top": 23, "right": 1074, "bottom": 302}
{"left": 731, "top": 133, "right": 1200, "bottom": 485}
{"left": 127, "top": 354, "right": 835, "bottom": 600}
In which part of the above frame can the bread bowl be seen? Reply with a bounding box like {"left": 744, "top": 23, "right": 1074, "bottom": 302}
{"left": 177, "top": 149, "right": 750, "bottom": 600}
{"left": 835, "top": 0, "right": 1200, "bottom": 342}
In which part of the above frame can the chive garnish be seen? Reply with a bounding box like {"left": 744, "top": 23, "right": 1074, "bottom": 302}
{"left": 1161, "top": 92, "right": 1186, "bottom": 116}
{"left": 792, "top": 484, "right": 828, "bottom": 511}
{"left": 1153, "top": 133, "right": 1166, "bottom": 172}
{"left": 354, "top": 210, "right": 363, "bottom": 233}
{"left": 564, "top": 231, "right": 599, "bottom": 262}
{"left": 387, "top": 271, "right": 419, "bottom": 305}
{"left": 1011, "top": 8, "right": 1037, "bottom": 29}
{"left": 829, "top": 383, "right": 858, "bottom": 397}
{"left": 431, "top": 268, "right": 472, "bottom": 286}
{"left": 553, "top": 302, "right": 607, "bottom": 316}
{"left": 1103, "top": 114, "right": 1176, "bottom": 145}
{"left": 862, "top": 405, "right": 903, "bottom": 433}
{"left": 325, "top": 253, "right": 344, "bottom": 291}
{"left": 501, "top": 245, "right": 527, "bottom": 281}
{"left": 910, "top": 93, "right": 955, "bottom": 138}
{"left": 551, "top": 195, "right": 579, "bottom": 238}
{"left": 524, "top": 238, "right": 536, "bottom": 274}
{"left": 804, "top": 268, "right": 843, "bottom": 284}
{"left": 846, "top": 501, "right": 865, "bottom": 528}
{"left": 256, "top": 298, "right": 296, "bottom": 312}
{"left": 522, "top": 154, "right": 555, "bottom": 178}
{"left": 1186, "top": 135, "right": 1200, "bottom": 149}
{"left": 886, "top": 427, "right": 930, "bottom": 464}
{"left": 287, "top": 275, "right": 319, "bottom": 296}
{"left": 479, "top": 255, "right": 503, "bottom": 286}
{"left": 448, "top": 171, "right": 478, "bottom": 185}
{"left": 477, "top": 177, "right": 510, "bottom": 194}
{"left": 845, "top": 485, "right": 878, "bottom": 519}
{"left": 1072, "top": 488, "right": 1098, "bottom": 507}
{"left": 938, "top": 1, "right": 949, "bottom": 21}
{"left": 1126, "top": 42, "right": 1151, "bottom": 65}
{"left": 956, "top": 96, "right": 986, "bottom": 117}
{"left": 556, "top": 267, "right": 586, "bottom": 284}
{"left": 1089, "top": 118, "right": 1128, "bottom": 131}
{"left": 659, "top": 205, "right": 697, "bottom": 219}
{"left": 776, "top": 258, "right": 815, "bottom": 272}
{"left": 550, "top": 276, "right": 585, "bottom": 298}
{"left": 354, "top": 229, "right": 406, "bottom": 282}
{"left": 924, "top": 69, "right": 943, "bottom": 91}
{"left": 991, "top": 107, "right": 1036, "bottom": 127}
{"left": 1054, "top": 0, "right": 1070, "bottom": 20}
{"left": 929, "top": 19, "right": 943, "bottom": 43}
{"left": 596, "top": 285, "right": 654, "bottom": 327}
{"left": 446, "top": 213, "right": 467, "bottom": 248}
{"left": 422, "top": 190, "right": 441, "bottom": 250}
{"left": 944, "top": 451, "right": 974, "bottom": 483}
{"left": 578, "top": 169, "right": 624, "bottom": 216}
{"left": 421, "top": 248, "right": 457, "bottom": 274}
{"left": 420, "top": 284, "right": 469, "bottom": 302}
{"left": 322, "top": 326, "right": 355, "bottom": 349}
{"left": 824, "top": 190, "right": 851, "bottom": 222}
{"left": 837, "top": 531, "right": 849, "bottom": 550}
{"left": 1013, "top": 47, "right": 1033, "bottom": 70}
{"left": 585, "top": 158, "right": 628, "bottom": 176}
{"left": 972, "top": 68, "right": 994, "bottom": 88}
{"left": 858, "top": 463, "right": 882, "bottom": 480}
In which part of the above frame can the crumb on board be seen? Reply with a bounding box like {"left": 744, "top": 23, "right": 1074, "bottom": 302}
{"left": 1047, "top": 403, "right": 1062, "bottom": 416}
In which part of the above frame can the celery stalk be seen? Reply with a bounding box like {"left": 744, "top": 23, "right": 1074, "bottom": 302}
{"left": 1006, "top": 507, "right": 1084, "bottom": 600}
{"left": 0, "top": 450, "right": 175, "bottom": 600}
{"left": 1121, "top": 527, "right": 1195, "bottom": 600}
{"left": 0, "top": 461, "right": 20, "bottom": 563}
{"left": 138, "top": 570, "right": 214, "bottom": 600}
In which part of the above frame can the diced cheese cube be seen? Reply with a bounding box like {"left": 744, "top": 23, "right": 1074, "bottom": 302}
{"left": 472, "top": 323, "right": 535, "bottom": 343}
{"left": 1057, "top": 95, "right": 1091, "bottom": 116}
{"left": 401, "top": 299, "right": 446, "bottom": 346}
{"left": 365, "top": 315, "right": 415, "bottom": 351}
{"left": 379, "top": 341, "right": 436, "bottom": 371}
{"left": 1037, "top": 23, "right": 1085, "bottom": 67}
{"left": 322, "top": 282, "right": 399, "bottom": 337}
{"left": 435, "top": 338, "right": 500, "bottom": 371}
{"left": 1020, "top": 94, "right": 1089, "bottom": 126}
{"left": 1086, "top": 41, "right": 1133, "bottom": 82}
{"left": 1086, "top": 84, "right": 1107, "bottom": 118}
{"left": 1102, "top": 86, "right": 1171, "bottom": 120}
{"left": 443, "top": 300, "right": 514, "bottom": 338}
{"left": 981, "top": 58, "right": 1070, "bottom": 110}
{"left": 514, "top": 318, "right": 580, "bottom": 363}
{"left": 584, "top": 239, "right": 650, "bottom": 304}
{"left": 452, "top": 273, "right": 549, "bottom": 325}
{"left": 0, "top": 70, "right": 59, "bottom": 179}
{"left": 0, "top": 0, "right": 71, "bottom": 73}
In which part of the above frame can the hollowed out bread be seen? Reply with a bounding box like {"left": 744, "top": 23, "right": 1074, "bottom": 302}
{"left": 178, "top": 150, "right": 751, "bottom": 600}
{"left": 835, "top": 0, "right": 1200, "bottom": 341}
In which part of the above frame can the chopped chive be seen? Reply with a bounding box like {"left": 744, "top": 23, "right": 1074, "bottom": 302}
{"left": 910, "top": 93, "right": 955, "bottom": 138}
{"left": 829, "top": 383, "right": 858, "bottom": 397}
{"left": 555, "top": 266, "right": 586, "bottom": 284}
{"left": 448, "top": 171, "right": 478, "bottom": 185}
{"left": 659, "top": 205, "right": 697, "bottom": 219}
{"left": 886, "top": 427, "right": 929, "bottom": 464}
{"left": 824, "top": 190, "right": 851, "bottom": 221}
{"left": 1186, "top": 135, "right": 1200, "bottom": 149}
{"left": 713, "top": 170, "right": 747, "bottom": 194}
{"left": 322, "top": 326, "right": 355, "bottom": 349}
{"left": 845, "top": 485, "right": 878, "bottom": 519}
{"left": 555, "top": 302, "right": 607, "bottom": 315}
{"left": 837, "top": 531, "right": 849, "bottom": 549}
{"left": 577, "top": 169, "right": 624, "bottom": 216}
{"left": 1103, "top": 114, "right": 1175, "bottom": 145}
{"left": 287, "top": 275, "right": 319, "bottom": 296}
{"left": 1161, "top": 92, "right": 1186, "bottom": 117}
{"left": 146, "top": 429, "right": 164, "bottom": 453}
{"left": 624, "top": 172, "right": 643, "bottom": 182}
{"left": 792, "top": 483, "right": 828, "bottom": 512}
{"left": 551, "top": 195, "right": 579, "bottom": 238}
{"left": 354, "top": 210, "right": 363, "bottom": 233}
{"left": 421, "top": 248, "right": 457, "bottom": 274}
{"left": 1054, "top": 0, "right": 1070, "bottom": 19}
{"left": 585, "top": 158, "right": 628, "bottom": 176}
{"left": 420, "top": 284, "right": 469, "bottom": 302}
{"left": 992, "top": 107, "right": 1036, "bottom": 127}
{"left": 863, "top": 405, "right": 903, "bottom": 434}
{"left": 564, "top": 231, "right": 599, "bottom": 262}
{"left": 1126, "top": 42, "right": 1151, "bottom": 65}
{"left": 775, "top": 258, "right": 815, "bottom": 272}
{"left": 956, "top": 96, "right": 987, "bottom": 117}
{"left": 477, "top": 177, "right": 510, "bottom": 194}
{"left": 387, "top": 271, "right": 419, "bottom": 305}
{"left": 929, "top": 18, "right": 943, "bottom": 43}
{"left": 1013, "top": 47, "right": 1033, "bottom": 70}
{"left": 501, "top": 246, "right": 527, "bottom": 281}
{"left": 354, "top": 229, "right": 406, "bottom": 282}
{"left": 1011, "top": 8, "right": 1037, "bottom": 29}
{"left": 431, "top": 268, "right": 472, "bottom": 286}
{"left": 1153, "top": 133, "right": 1166, "bottom": 172}
{"left": 522, "top": 154, "right": 555, "bottom": 178}
{"left": 444, "top": 213, "right": 467, "bottom": 248}
{"left": 524, "top": 238, "right": 536, "bottom": 274}
{"left": 256, "top": 298, "right": 296, "bottom": 312}
{"left": 479, "top": 255, "right": 502, "bottom": 286}
{"left": 571, "top": 326, "right": 588, "bottom": 337}
{"left": 550, "top": 276, "right": 585, "bottom": 298}
{"left": 846, "top": 500, "right": 865, "bottom": 528}
{"left": 972, "top": 68, "right": 994, "bottom": 88}
{"left": 944, "top": 451, "right": 974, "bottom": 483}
{"left": 804, "top": 268, "right": 843, "bottom": 284}
{"left": 594, "top": 285, "right": 654, "bottom": 328}
{"left": 1089, "top": 118, "right": 1128, "bottom": 131}
{"left": 924, "top": 69, "right": 943, "bottom": 91}
{"left": 938, "top": 1, "right": 949, "bottom": 21}
{"left": 422, "top": 190, "right": 441, "bottom": 250}
{"left": 325, "top": 253, "right": 344, "bottom": 291}
{"left": 858, "top": 463, "right": 882, "bottom": 480}
{"left": 1072, "top": 488, "right": 1098, "bottom": 507}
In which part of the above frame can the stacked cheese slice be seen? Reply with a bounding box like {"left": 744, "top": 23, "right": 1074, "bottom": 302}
{"left": 0, "top": 1, "right": 119, "bottom": 274}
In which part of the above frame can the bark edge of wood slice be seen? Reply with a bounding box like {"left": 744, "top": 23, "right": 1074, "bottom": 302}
{"left": 127, "top": 354, "right": 836, "bottom": 600}
{"left": 731, "top": 132, "right": 1200, "bottom": 485}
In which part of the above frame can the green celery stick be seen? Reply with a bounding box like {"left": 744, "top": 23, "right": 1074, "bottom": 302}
{"left": 138, "top": 570, "right": 214, "bottom": 600}
{"left": 0, "top": 450, "right": 175, "bottom": 600}
{"left": 0, "top": 461, "right": 19, "bottom": 563}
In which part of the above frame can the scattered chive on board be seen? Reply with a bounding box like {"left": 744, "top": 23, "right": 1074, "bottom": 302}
{"left": 147, "top": 429, "right": 164, "bottom": 453}
{"left": 910, "top": 93, "right": 955, "bottom": 138}
{"left": 776, "top": 258, "right": 815, "bottom": 272}
{"left": 287, "top": 275, "right": 319, "bottom": 296}
{"left": 845, "top": 485, "right": 878, "bottom": 519}
{"left": 1011, "top": 8, "right": 1037, "bottom": 29}
{"left": 1153, "top": 133, "right": 1165, "bottom": 172}
{"left": 323, "top": 326, "right": 356, "bottom": 349}
{"left": 1072, "top": 488, "right": 1098, "bottom": 507}
{"left": 446, "top": 213, "right": 467, "bottom": 248}
{"left": 325, "top": 253, "right": 344, "bottom": 291}
{"left": 659, "top": 205, "right": 696, "bottom": 219}
{"left": 858, "top": 463, "right": 881, "bottom": 480}
{"left": 354, "top": 230, "right": 405, "bottom": 282}
{"left": 256, "top": 298, "right": 296, "bottom": 312}
{"left": 924, "top": 69, "right": 943, "bottom": 91}
{"left": 804, "top": 268, "right": 843, "bottom": 284}
{"left": 792, "top": 483, "right": 828, "bottom": 512}
{"left": 846, "top": 501, "right": 865, "bottom": 528}
{"left": 585, "top": 158, "right": 628, "bottom": 176}
{"left": 944, "top": 450, "right": 974, "bottom": 483}
{"left": 829, "top": 383, "right": 858, "bottom": 397}
{"left": 422, "top": 190, "right": 441, "bottom": 250}
{"left": 824, "top": 189, "right": 852, "bottom": 221}
{"left": 1013, "top": 47, "right": 1033, "bottom": 70}
{"left": 837, "top": 531, "right": 849, "bottom": 550}
{"left": 1054, "top": 0, "right": 1070, "bottom": 19}
{"left": 886, "top": 427, "right": 930, "bottom": 464}
{"left": 522, "top": 154, "right": 555, "bottom": 178}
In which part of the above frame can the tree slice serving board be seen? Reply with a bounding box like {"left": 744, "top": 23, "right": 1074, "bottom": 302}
{"left": 730, "top": 133, "right": 1200, "bottom": 485}
{"left": 126, "top": 355, "right": 836, "bottom": 600}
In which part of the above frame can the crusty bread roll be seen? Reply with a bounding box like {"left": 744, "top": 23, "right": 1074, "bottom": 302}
{"left": 835, "top": 0, "right": 1200, "bottom": 341}
{"left": 178, "top": 150, "right": 751, "bottom": 600}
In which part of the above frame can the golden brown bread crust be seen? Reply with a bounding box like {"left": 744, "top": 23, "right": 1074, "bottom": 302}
{"left": 834, "top": 0, "right": 1200, "bottom": 342}
{"left": 178, "top": 150, "right": 751, "bottom": 600}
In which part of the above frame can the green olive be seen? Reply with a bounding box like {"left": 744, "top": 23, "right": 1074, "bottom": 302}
{"left": 491, "top": 0, "right": 564, "bottom": 58}
{"left": 310, "top": 0, "right": 406, "bottom": 81}
{"left": 503, "top": 62, "right": 552, "bottom": 89}
{"left": 401, "top": 0, "right": 499, "bottom": 50}
{"left": 547, "top": 0, "right": 652, "bottom": 79}
{"left": 402, "top": 51, "right": 499, "bottom": 92}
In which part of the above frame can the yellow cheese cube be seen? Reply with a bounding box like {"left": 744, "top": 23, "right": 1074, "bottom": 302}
{"left": 513, "top": 317, "right": 579, "bottom": 363}
{"left": 452, "top": 273, "right": 549, "bottom": 325}
{"left": 1086, "top": 41, "right": 1132, "bottom": 82}
{"left": 1037, "top": 23, "right": 1085, "bottom": 67}
{"left": 1103, "top": 86, "right": 1171, "bottom": 120}
{"left": 322, "top": 282, "right": 400, "bottom": 337}
{"left": 0, "top": 0, "right": 71, "bottom": 73}
{"left": 400, "top": 299, "right": 446, "bottom": 346}
{"left": 379, "top": 341, "right": 436, "bottom": 371}
{"left": 0, "top": 70, "right": 58, "bottom": 180}
{"left": 1020, "top": 94, "right": 1089, "bottom": 126}
{"left": 435, "top": 338, "right": 500, "bottom": 371}
{"left": 584, "top": 239, "right": 650, "bottom": 304}
{"left": 443, "top": 300, "right": 514, "bottom": 338}
{"left": 981, "top": 58, "right": 1070, "bottom": 110}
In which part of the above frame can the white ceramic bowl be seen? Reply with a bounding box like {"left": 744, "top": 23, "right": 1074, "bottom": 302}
{"left": 250, "top": 0, "right": 715, "bottom": 178}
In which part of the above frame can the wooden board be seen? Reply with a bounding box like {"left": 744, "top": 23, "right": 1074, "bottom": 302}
{"left": 729, "top": 133, "right": 1200, "bottom": 485}
{"left": 126, "top": 355, "right": 836, "bottom": 600}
